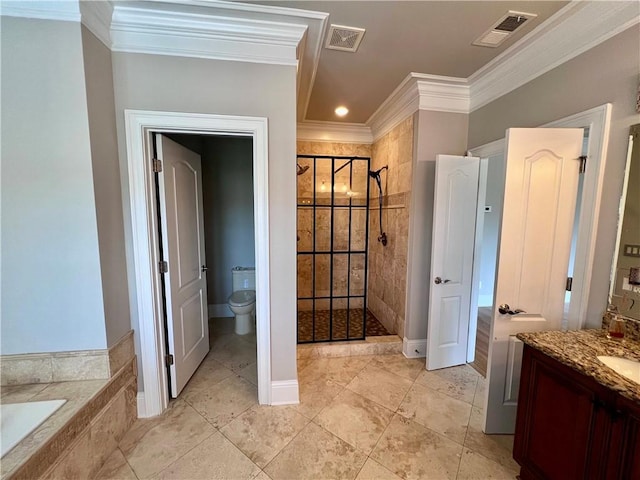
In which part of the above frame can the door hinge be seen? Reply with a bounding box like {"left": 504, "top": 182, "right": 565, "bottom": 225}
{"left": 566, "top": 277, "right": 573, "bottom": 292}
{"left": 153, "top": 158, "right": 163, "bottom": 173}
{"left": 159, "top": 261, "right": 168, "bottom": 273}
{"left": 165, "top": 354, "right": 174, "bottom": 367}
{"left": 578, "top": 155, "right": 587, "bottom": 174}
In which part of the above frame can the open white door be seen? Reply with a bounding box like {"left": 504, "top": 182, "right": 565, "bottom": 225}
{"left": 427, "top": 155, "right": 480, "bottom": 370}
{"left": 157, "top": 134, "right": 210, "bottom": 398}
{"left": 483, "top": 128, "right": 583, "bottom": 433}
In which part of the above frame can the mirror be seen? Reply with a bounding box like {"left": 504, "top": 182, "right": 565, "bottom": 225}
{"left": 609, "top": 124, "right": 640, "bottom": 320}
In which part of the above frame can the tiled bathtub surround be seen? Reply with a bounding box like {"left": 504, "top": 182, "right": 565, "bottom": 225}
{"left": 0, "top": 330, "right": 135, "bottom": 386}
{"left": 368, "top": 116, "right": 414, "bottom": 337}
{"left": 0, "top": 331, "right": 137, "bottom": 479}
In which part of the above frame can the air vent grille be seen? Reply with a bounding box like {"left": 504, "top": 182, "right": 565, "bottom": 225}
{"left": 473, "top": 10, "right": 537, "bottom": 48}
{"left": 495, "top": 15, "right": 529, "bottom": 32}
{"left": 325, "top": 24, "right": 366, "bottom": 52}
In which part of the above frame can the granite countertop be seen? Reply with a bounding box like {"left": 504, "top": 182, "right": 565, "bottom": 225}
{"left": 516, "top": 329, "right": 640, "bottom": 404}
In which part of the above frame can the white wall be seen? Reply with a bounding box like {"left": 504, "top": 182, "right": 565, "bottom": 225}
{"left": 112, "top": 53, "right": 298, "bottom": 386}
{"left": 405, "top": 110, "right": 469, "bottom": 342}
{"left": 468, "top": 26, "right": 640, "bottom": 328}
{"left": 81, "top": 26, "right": 131, "bottom": 347}
{"left": 202, "top": 137, "right": 255, "bottom": 306}
{"left": 1, "top": 17, "right": 107, "bottom": 353}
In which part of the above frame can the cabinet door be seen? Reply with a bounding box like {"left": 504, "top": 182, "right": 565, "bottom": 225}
{"left": 515, "top": 347, "right": 598, "bottom": 479}
{"left": 608, "top": 396, "right": 640, "bottom": 480}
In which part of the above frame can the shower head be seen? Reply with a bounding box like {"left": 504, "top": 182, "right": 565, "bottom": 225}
{"left": 297, "top": 163, "right": 310, "bottom": 176}
{"left": 368, "top": 165, "right": 388, "bottom": 179}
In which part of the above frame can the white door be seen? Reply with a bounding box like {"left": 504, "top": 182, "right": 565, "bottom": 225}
{"left": 427, "top": 155, "right": 480, "bottom": 370}
{"left": 157, "top": 134, "right": 210, "bottom": 398}
{"left": 483, "top": 128, "right": 583, "bottom": 433}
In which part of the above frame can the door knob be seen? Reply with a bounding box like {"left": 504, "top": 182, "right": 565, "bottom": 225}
{"left": 498, "top": 304, "right": 526, "bottom": 315}
{"left": 434, "top": 277, "right": 450, "bottom": 285}
{"left": 201, "top": 265, "right": 208, "bottom": 272}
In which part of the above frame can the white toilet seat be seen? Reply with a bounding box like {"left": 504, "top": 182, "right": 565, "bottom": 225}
{"left": 228, "top": 289, "right": 256, "bottom": 307}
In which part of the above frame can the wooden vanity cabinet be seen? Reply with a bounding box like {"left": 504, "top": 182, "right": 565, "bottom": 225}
{"left": 514, "top": 344, "right": 640, "bottom": 480}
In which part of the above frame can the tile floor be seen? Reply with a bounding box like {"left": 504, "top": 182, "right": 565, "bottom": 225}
{"left": 96, "top": 318, "right": 519, "bottom": 479}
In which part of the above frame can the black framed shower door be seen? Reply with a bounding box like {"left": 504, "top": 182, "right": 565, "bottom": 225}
{"left": 296, "top": 154, "right": 371, "bottom": 343}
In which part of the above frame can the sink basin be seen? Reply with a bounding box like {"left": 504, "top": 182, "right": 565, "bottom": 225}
{"left": 597, "top": 356, "right": 640, "bottom": 385}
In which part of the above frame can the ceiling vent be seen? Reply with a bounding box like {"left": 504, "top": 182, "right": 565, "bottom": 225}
{"left": 473, "top": 10, "right": 537, "bottom": 48}
{"left": 325, "top": 24, "right": 366, "bottom": 52}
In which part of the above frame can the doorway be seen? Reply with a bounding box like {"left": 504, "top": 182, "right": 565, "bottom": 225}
{"left": 124, "top": 110, "right": 272, "bottom": 417}
{"left": 160, "top": 133, "right": 256, "bottom": 398}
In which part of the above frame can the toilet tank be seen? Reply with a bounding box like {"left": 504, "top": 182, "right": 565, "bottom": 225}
{"left": 232, "top": 267, "right": 255, "bottom": 291}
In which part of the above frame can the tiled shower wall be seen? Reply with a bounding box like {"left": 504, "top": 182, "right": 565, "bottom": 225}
{"left": 296, "top": 142, "right": 372, "bottom": 313}
{"left": 367, "top": 116, "right": 414, "bottom": 338}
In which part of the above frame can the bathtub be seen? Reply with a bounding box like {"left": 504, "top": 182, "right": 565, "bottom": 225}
{"left": 0, "top": 399, "right": 66, "bottom": 457}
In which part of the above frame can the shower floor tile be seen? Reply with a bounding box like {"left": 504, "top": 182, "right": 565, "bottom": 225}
{"left": 297, "top": 308, "right": 390, "bottom": 343}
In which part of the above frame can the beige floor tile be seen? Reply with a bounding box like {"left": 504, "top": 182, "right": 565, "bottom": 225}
{"left": 211, "top": 336, "right": 257, "bottom": 372}
{"left": 296, "top": 355, "right": 314, "bottom": 374}
{"left": 264, "top": 422, "right": 367, "bottom": 480}
{"left": 464, "top": 407, "right": 517, "bottom": 470}
{"left": 371, "top": 415, "right": 463, "bottom": 480}
{"left": 457, "top": 448, "right": 519, "bottom": 479}
{"left": 346, "top": 365, "right": 413, "bottom": 411}
{"left": 415, "top": 364, "right": 479, "bottom": 404}
{"left": 95, "top": 448, "right": 137, "bottom": 480}
{"left": 185, "top": 374, "right": 257, "bottom": 428}
{"left": 220, "top": 405, "right": 310, "bottom": 468}
{"left": 398, "top": 383, "right": 471, "bottom": 445}
{"left": 294, "top": 378, "right": 345, "bottom": 419}
{"left": 368, "top": 354, "right": 425, "bottom": 381}
{"left": 0, "top": 383, "right": 49, "bottom": 403}
{"left": 181, "top": 356, "right": 234, "bottom": 402}
{"left": 473, "top": 376, "right": 487, "bottom": 409}
{"left": 153, "top": 431, "right": 261, "bottom": 480}
{"left": 237, "top": 362, "right": 259, "bottom": 385}
{"left": 314, "top": 389, "right": 394, "bottom": 454}
{"left": 253, "top": 471, "right": 273, "bottom": 480}
{"left": 120, "top": 400, "right": 216, "bottom": 479}
{"left": 298, "top": 356, "right": 373, "bottom": 386}
{"left": 355, "top": 458, "right": 402, "bottom": 480}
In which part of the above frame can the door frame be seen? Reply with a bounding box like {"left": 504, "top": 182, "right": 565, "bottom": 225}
{"left": 124, "top": 110, "right": 271, "bottom": 417}
{"left": 469, "top": 103, "right": 612, "bottom": 334}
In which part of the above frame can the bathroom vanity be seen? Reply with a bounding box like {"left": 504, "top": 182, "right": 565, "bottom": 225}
{"left": 513, "top": 330, "right": 640, "bottom": 479}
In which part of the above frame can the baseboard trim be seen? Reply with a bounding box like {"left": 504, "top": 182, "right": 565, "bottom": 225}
{"left": 136, "top": 392, "right": 148, "bottom": 418}
{"left": 403, "top": 338, "right": 427, "bottom": 358}
{"left": 270, "top": 380, "right": 299, "bottom": 405}
{"left": 208, "top": 304, "right": 231, "bottom": 318}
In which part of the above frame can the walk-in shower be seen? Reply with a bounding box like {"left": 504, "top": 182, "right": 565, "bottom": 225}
{"left": 296, "top": 155, "right": 390, "bottom": 343}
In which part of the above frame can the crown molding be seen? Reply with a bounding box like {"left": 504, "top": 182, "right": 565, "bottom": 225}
{"left": 469, "top": 0, "right": 640, "bottom": 112}
{"left": 367, "top": 73, "right": 470, "bottom": 141}
{"left": 110, "top": 4, "right": 307, "bottom": 66}
{"left": 79, "top": 1, "right": 113, "bottom": 48}
{"left": 0, "top": 0, "right": 80, "bottom": 22}
{"left": 297, "top": 121, "right": 372, "bottom": 144}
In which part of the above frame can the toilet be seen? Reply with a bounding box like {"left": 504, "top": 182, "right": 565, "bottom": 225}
{"left": 227, "top": 267, "right": 256, "bottom": 335}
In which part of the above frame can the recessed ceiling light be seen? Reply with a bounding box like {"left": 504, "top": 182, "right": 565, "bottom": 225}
{"left": 335, "top": 106, "right": 349, "bottom": 117}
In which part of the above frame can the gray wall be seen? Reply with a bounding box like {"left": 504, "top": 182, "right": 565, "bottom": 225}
{"left": 81, "top": 26, "right": 131, "bottom": 347}
{"left": 112, "top": 53, "right": 298, "bottom": 385}
{"left": 202, "top": 137, "right": 255, "bottom": 306}
{"left": 468, "top": 26, "right": 640, "bottom": 328}
{"left": 477, "top": 154, "right": 505, "bottom": 306}
{"left": 405, "top": 110, "right": 469, "bottom": 342}
{"left": 1, "top": 17, "right": 107, "bottom": 353}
